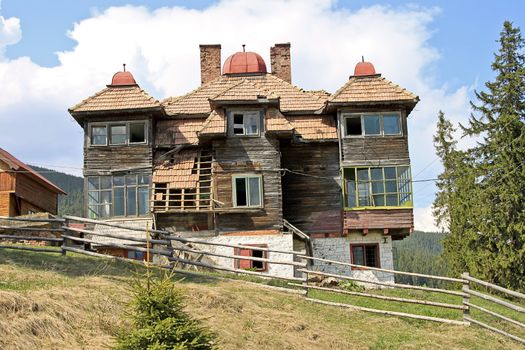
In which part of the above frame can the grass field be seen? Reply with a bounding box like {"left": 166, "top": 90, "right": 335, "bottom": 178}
{"left": 0, "top": 248, "right": 523, "bottom": 349}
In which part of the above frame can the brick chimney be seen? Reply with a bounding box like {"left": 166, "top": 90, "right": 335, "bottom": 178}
{"left": 199, "top": 44, "right": 221, "bottom": 85}
{"left": 270, "top": 43, "right": 291, "bottom": 83}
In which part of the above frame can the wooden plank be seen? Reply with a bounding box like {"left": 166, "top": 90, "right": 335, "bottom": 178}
{"left": 289, "top": 283, "right": 466, "bottom": 310}
{"left": 465, "top": 316, "right": 525, "bottom": 345}
{"left": 62, "top": 234, "right": 172, "bottom": 257}
{"left": 298, "top": 269, "right": 468, "bottom": 297}
{"left": 63, "top": 226, "right": 169, "bottom": 245}
{"left": 298, "top": 255, "right": 465, "bottom": 283}
{"left": 63, "top": 215, "right": 166, "bottom": 235}
{"left": 0, "top": 235, "right": 63, "bottom": 242}
{"left": 168, "top": 255, "right": 305, "bottom": 282}
{"left": 0, "top": 216, "right": 65, "bottom": 223}
{"left": 464, "top": 275, "right": 525, "bottom": 300}
{"left": 466, "top": 302, "right": 525, "bottom": 329}
{"left": 0, "top": 245, "right": 61, "bottom": 253}
{"left": 0, "top": 226, "right": 64, "bottom": 232}
{"left": 468, "top": 289, "right": 525, "bottom": 314}
{"left": 306, "top": 298, "right": 468, "bottom": 326}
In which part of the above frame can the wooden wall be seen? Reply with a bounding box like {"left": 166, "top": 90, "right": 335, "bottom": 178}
{"left": 0, "top": 171, "right": 15, "bottom": 191}
{"left": 343, "top": 208, "right": 413, "bottom": 235}
{"left": 280, "top": 141, "right": 342, "bottom": 234}
{"left": 213, "top": 136, "right": 283, "bottom": 232}
{"left": 15, "top": 173, "right": 58, "bottom": 214}
{"left": 156, "top": 212, "right": 210, "bottom": 232}
{"left": 0, "top": 192, "right": 13, "bottom": 216}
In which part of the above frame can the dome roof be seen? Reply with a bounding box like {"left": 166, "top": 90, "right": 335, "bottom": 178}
{"left": 110, "top": 70, "right": 137, "bottom": 86}
{"left": 354, "top": 61, "right": 376, "bottom": 76}
{"left": 223, "top": 51, "right": 267, "bottom": 75}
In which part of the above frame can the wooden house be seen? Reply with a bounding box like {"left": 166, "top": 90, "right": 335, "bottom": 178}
{"left": 68, "top": 43, "right": 418, "bottom": 281}
{"left": 0, "top": 148, "right": 66, "bottom": 216}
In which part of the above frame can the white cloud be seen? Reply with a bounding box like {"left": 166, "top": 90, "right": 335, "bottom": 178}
{"left": 0, "top": 0, "right": 474, "bottom": 229}
{"left": 414, "top": 206, "right": 439, "bottom": 232}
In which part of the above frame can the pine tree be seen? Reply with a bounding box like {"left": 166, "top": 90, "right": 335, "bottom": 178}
{"left": 436, "top": 21, "right": 525, "bottom": 290}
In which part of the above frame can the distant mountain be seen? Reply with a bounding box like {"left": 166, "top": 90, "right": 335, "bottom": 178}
{"left": 30, "top": 165, "right": 84, "bottom": 217}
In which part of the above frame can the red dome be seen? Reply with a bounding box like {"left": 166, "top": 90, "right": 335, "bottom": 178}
{"left": 223, "top": 51, "right": 267, "bottom": 75}
{"left": 110, "top": 71, "right": 137, "bottom": 86}
{"left": 354, "top": 61, "right": 376, "bottom": 76}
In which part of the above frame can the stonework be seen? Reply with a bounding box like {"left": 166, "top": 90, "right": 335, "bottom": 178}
{"left": 193, "top": 233, "right": 295, "bottom": 278}
{"left": 91, "top": 217, "right": 154, "bottom": 245}
{"left": 311, "top": 231, "right": 394, "bottom": 286}
{"left": 270, "top": 43, "right": 292, "bottom": 83}
{"left": 199, "top": 44, "right": 222, "bottom": 85}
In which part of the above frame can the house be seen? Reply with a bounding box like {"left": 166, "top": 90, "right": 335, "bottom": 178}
{"left": 0, "top": 148, "right": 66, "bottom": 216}
{"left": 68, "top": 43, "right": 418, "bottom": 281}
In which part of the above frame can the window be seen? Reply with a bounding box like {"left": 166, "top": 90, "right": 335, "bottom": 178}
{"left": 343, "top": 113, "right": 401, "bottom": 137}
{"left": 91, "top": 125, "right": 107, "bottom": 145}
{"left": 90, "top": 121, "right": 147, "bottom": 146}
{"left": 87, "top": 174, "right": 150, "bottom": 218}
{"left": 127, "top": 250, "right": 146, "bottom": 261}
{"left": 351, "top": 244, "right": 380, "bottom": 268}
{"left": 229, "top": 111, "right": 261, "bottom": 136}
{"left": 344, "top": 166, "right": 412, "bottom": 208}
{"left": 235, "top": 244, "right": 268, "bottom": 271}
{"left": 233, "top": 175, "right": 262, "bottom": 207}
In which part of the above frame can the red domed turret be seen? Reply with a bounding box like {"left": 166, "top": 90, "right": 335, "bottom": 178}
{"left": 354, "top": 59, "right": 376, "bottom": 76}
{"left": 110, "top": 64, "right": 137, "bottom": 86}
{"left": 223, "top": 46, "right": 267, "bottom": 75}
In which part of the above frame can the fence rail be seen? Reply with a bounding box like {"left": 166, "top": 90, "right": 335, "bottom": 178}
{"left": 1, "top": 215, "right": 525, "bottom": 345}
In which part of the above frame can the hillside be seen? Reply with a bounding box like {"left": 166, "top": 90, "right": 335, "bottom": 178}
{"left": 30, "top": 165, "right": 84, "bottom": 216}
{"left": 0, "top": 250, "right": 522, "bottom": 350}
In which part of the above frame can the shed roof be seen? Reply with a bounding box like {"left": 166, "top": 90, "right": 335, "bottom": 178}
{"left": 0, "top": 148, "right": 66, "bottom": 195}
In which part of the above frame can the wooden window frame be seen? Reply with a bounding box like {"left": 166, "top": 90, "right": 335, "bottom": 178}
{"left": 350, "top": 243, "right": 380, "bottom": 269}
{"left": 232, "top": 174, "right": 263, "bottom": 208}
{"left": 343, "top": 165, "right": 412, "bottom": 210}
{"left": 234, "top": 244, "right": 268, "bottom": 272}
{"left": 341, "top": 112, "right": 402, "bottom": 138}
{"left": 88, "top": 120, "right": 148, "bottom": 147}
{"left": 227, "top": 110, "right": 262, "bottom": 137}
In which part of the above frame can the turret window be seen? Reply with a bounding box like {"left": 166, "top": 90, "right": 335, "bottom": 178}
{"left": 343, "top": 112, "right": 401, "bottom": 137}
{"left": 89, "top": 121, "right": 148, "bottom": 146}
{"left": 229, "top": 111, "right": 261, "bottom": 136}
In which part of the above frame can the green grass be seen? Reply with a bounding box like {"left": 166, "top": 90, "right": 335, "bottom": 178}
{"left": 1, "top": 248, "right": 524, "bottom": 349}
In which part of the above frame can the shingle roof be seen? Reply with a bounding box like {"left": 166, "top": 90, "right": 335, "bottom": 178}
{"left": 210, "top": 79, "right": 279, "bottom": 102}
{"left": 329, "top": 75, "right": 418, "bottom": 104}
{"left": 266, "top": 108, "right": 294, "bottom": 133}
{"left": 162, "top": 74, "right": 326, "bottom": 115}
{"left": 69, "top": 85, "right": 160, "bottom": 113}
{"left": 0, "top": 148, "right": 66, "bottom": 195}
{"left": 198, "top": 110, "right": 226, "bottom": 136}
{"left": 155, "top": 118, "right": 202, "bottom": 146}
{"left": 286, "top": 115, "right": 337, "bottom": 141}
{"left": 152, "top": 149, "right": 199, "bottom": 189}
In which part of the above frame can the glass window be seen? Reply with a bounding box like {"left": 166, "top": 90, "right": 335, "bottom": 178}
{"left": 235, "top": 245, "right": 267, "bottom": 271}
{"left": 345, "top": 117, "right": 362, "bottom": 136}
{"left": 91, "top": 126, "right": 107, "bottom": 145}
{"left": 351, "top": 245, "right": 365, "bottom": 266}
{"left": 129, "top": 123, "right": 146, "bottom": 143}
{"left": 233, "top": 175, "right": 262, "bottom": 207}
{"left": 383, "top": 114, "right": 401, "bottom": 135}
{"left": 363, "top": 115, "right": 381, "bottom": 135}
{"left": 127, "top": 187, "right": 137, "bottom": 216}
{"left": 245, "top": 114, "right": 259, "bottom": 135}
{"left": 344, "top": 166, "right": 412, "bottom": 208}
{"left": 230, "top": 111, "right": 260, "bottom": 136}
{"left": 138, "top": 187, "right": 149, "bottom": 215}
{"left": 351, "top": 244, "right": 379, "bottom": 268}
{"left": 114, "top": 187, "right": 125, "bottom": 216}
{"left": 110, "top": 125, "right": 126, "bottom": 145}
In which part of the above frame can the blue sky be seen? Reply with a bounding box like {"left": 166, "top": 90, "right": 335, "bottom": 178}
{"left": 0, "top": 0, "right": 523, "bottom": 230}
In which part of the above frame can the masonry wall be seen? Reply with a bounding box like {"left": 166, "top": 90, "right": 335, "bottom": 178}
{"left": 311, "top": 231, "right": 394, "bottom": 285}
{"left": 192, "top": 233, "right": 295, "bottom": 278}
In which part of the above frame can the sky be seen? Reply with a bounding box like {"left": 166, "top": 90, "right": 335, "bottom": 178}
{"left": 0, "top": 0, "right": 524, "bottom": 231}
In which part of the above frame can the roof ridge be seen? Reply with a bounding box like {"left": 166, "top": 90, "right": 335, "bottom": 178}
{"left": 163, "top": 75, "right": 228, "bottom": 107}
{"left": 265, "top": 74, "right": 326, "bottom": 102}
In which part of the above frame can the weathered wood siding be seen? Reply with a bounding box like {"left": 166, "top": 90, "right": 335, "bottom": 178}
{"left": 156, "top": 213, "right": 210, "bottom": 232}
{"left": 0, "top": 171, "right": 15, "bottom": 191}
{"left": 0, "top": 192, "right": 13, "bottom": 216}
{"left": 15, "top": 174, "right": 58, "bottom": 214}
{"left": 213, "top": 136, "right": 282, "bottom": 231}
{"left": 280, "top": 141, "right": 342, "bottom": 234}
{"left": 343, "top": 209, "right": 413, "bottom": 231}
{"left": 83, "top": 114, "right": 154, "bottom": 175}
{"left": 340, "top": 107, "right": 410, "bottom": 166}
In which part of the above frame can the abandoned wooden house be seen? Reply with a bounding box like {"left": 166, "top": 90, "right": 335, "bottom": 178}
{"left": 68, "top": 43, "right": 418, "bottom": 280}
{"left": 0, "top": 148, "right": 66, "bottom": 216}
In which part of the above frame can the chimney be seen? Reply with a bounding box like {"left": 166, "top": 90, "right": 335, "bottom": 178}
{"left": 270, "top": 43, "right": 291, "bottom": 83}
{"left": 199, "top": 44, "right": 221, "bottom": 85}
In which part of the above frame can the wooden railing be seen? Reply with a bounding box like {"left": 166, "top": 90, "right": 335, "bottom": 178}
{"left": 1, "top": 215, "right": 524, "bottom": 345}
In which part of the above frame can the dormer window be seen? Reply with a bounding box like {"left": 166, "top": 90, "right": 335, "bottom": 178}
{"left": 229, "top": 111, "right": 261, "bottom": 136}
{"left": 343, "top": 112, "right": 401, "bottom": 137}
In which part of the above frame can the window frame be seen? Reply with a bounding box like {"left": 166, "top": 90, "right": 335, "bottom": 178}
{"left": 232, "top": 174, "right": 263, "bottom": 208}
{"left": 86, "top": 174, "right": 151, "bottom": 219}
{"left": 88, "top": 120, "right": 148, "bottom": 146}
{"left": 234, "top": 244, "right": 268, "bottom": 272}
{"left": 350, "top": 243, "right": 380, "bottom": 269}
{"left": 343, "top": 165, "right": 413, "bottom": 210}
{"left": 227, "top": 110, "right": 262, "bottom": 137}
{"left": 342, "top": 112, "right": 402, "bottom": 138}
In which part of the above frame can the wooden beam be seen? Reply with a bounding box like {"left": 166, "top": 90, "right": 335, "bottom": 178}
{"left": 465, "top": 316, "right": 525, "bottom": 345}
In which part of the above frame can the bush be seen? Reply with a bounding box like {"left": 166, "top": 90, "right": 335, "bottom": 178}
{"left": 114, "top": 271, "right": 216, "bottom": 350}
{"left": 339, "top": 280, "right": 364, "bottom": 292}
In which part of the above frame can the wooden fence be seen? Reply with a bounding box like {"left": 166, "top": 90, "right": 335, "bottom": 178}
{"left": 0, "top": 215, "right": 524, "bottom": 345}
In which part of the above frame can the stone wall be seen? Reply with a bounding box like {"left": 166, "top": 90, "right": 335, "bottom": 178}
{"left": 311, "top": 231, "right": 394, "bottom": 285}
{"left": 192, "top": 233, "right": 295, "bottom": 278}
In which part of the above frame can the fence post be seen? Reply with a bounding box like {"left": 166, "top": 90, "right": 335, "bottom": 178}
{"left": 461, "top": 272, "right": 471, "bottom": 324}
{"left": 301, "top": 257, "right": 309, "bottom": 297}
{"left": 61, "top": 218, "right": 68, "bottom": 256}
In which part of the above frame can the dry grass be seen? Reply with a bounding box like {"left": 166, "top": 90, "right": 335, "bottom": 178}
{"left": 0, "top": 249, "right": 522, "bottom": 350}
